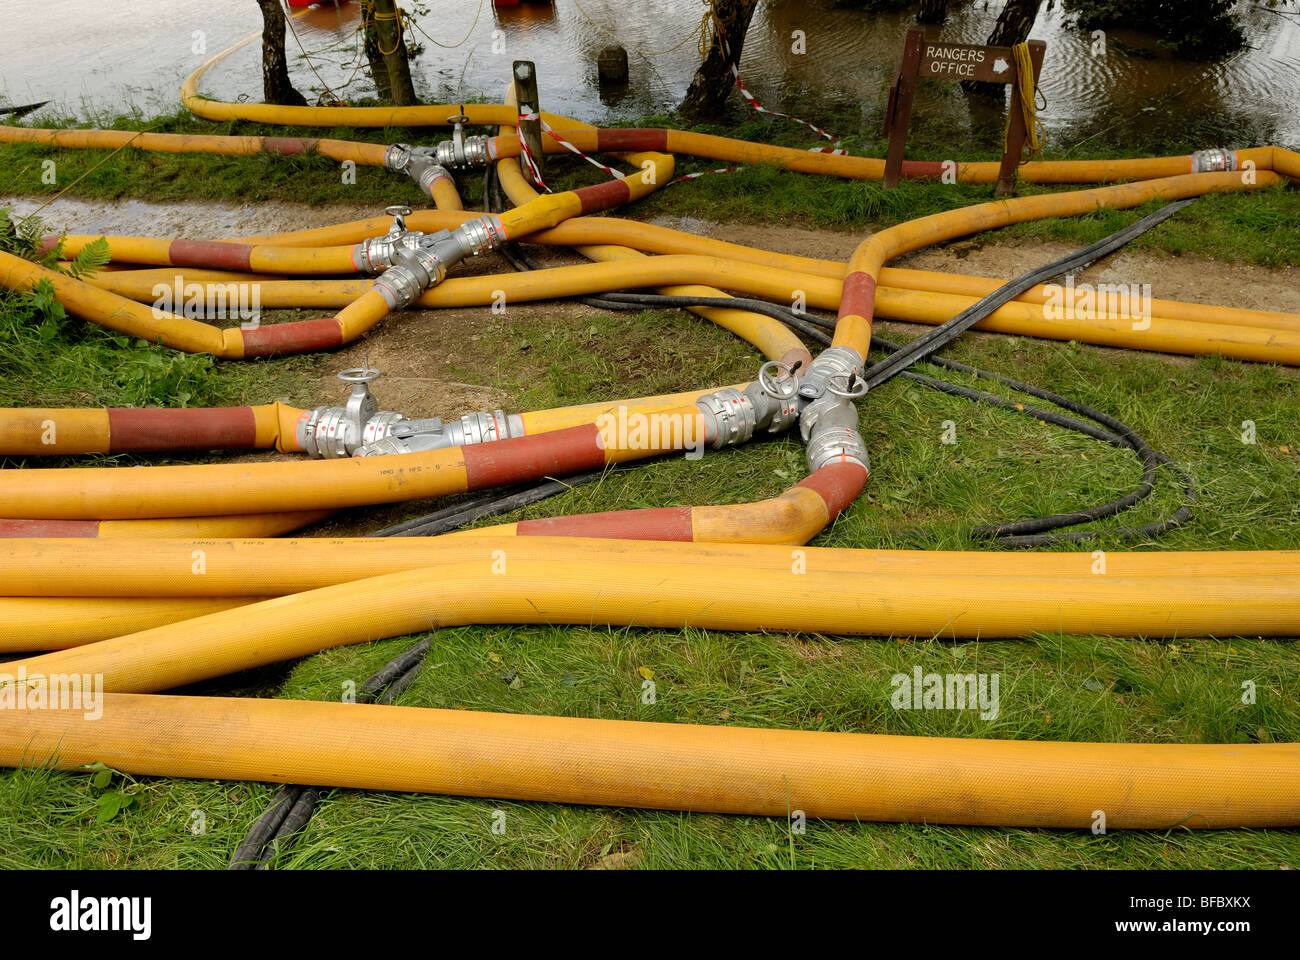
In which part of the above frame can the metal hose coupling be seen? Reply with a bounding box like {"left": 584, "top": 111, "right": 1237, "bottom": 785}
{"left": 356, "top": 410, "right": 524, "bottom": 457}
{"left": 355, "top": 205, "right": 424, "bottom": 275}
{"left": 1190, "top": 148, "right": 1238, "bottom": 173}
{"left": 432, "top": 113, "right": 496, "bottom": 169}
{"left": 370, "top": 214, "right": 505, "bottom": 310}
{"left": 297, "top": 367, "right": 406, "bottom": 458}
{"left": 797, "top": 347, "right": 869, "bottom": 473}
{"left": 694, "top": 363, "right": 804, "bottom": 451}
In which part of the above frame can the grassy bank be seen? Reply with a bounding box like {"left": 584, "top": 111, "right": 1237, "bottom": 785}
{"left": 0, "top": 105, "right": 1297, "bottom": 870}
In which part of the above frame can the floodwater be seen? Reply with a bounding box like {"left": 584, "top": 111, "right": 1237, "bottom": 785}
{"left": 2, "top": 0, "right": 1298, "bottom": 148}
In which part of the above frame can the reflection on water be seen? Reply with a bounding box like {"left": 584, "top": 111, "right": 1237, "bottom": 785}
{"left": 2, "top": 0, "right": 1297, "bottom": 147}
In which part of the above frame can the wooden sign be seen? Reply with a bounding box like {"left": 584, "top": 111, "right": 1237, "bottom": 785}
{"left": 882, "top": 28, "right": 1045, "bottom": 197}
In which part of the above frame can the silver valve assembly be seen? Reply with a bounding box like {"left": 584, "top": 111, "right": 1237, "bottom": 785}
{"left": 434, "top": 112, "right": 494, "bottom": 169}
{"left": 298, "top": 366, "right": 527, "bottom": 459}
{"left": 297, "top": 366, "right": 404, "bottom": 459}
{"left": 356, "top": 409, "right": 524, "bottom": 457}
{"left": 370, "top": 212, "right": 506, "bottom": 310}
{"left": 383, "top": 142, "right": 459, "bottom": 199}
{"left": 355, "top": 205, "right": 425, "bottom": 274}
{"left": 693, "top": 345, "right": 869, "bottom": 473}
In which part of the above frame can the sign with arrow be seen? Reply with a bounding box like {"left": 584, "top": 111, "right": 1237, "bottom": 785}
{"left": 882, "top": 29, "right": 1046, "bottom": 197}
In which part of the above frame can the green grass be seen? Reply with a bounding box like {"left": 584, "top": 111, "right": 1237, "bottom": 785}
{"left": 0, "top": 108, "right": 1297, "bottom": 869}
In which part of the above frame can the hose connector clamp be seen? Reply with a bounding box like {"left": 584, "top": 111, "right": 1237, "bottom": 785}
{"left": 372, "top": 244, "right": 448, "bottom": 310}
{"left": 453, "top": 215, "right": 506, "bottom": 257}
{"left": 1190, "top": 148, "right": 1238, "bottom": 173}
{"left": 806, "top": 426, "right": 870, "bottom": 473}
{"left": 697, "top": 388, "right": 757, "bottom": 449}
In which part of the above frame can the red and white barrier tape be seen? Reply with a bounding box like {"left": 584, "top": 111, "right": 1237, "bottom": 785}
{"left": 715, "top": 17, "right": 846, "bottom": 154}
{"left": 667, "top": 165, "right": 743, "bottom": 186}
{"left": 516, "top": 108, "right": 551, "bottom": 192}
{"left": 539, "top": 119, "right": 625, "bottom": 179}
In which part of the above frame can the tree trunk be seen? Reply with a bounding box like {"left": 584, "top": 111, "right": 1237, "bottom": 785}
{"left": 679, "top": 0, "right": 759, "bottom": 120}
{"left": 360, "top": 1, "right": 393, "bottom": 100}
{"left": 371, "top": 0, "right": 418, "bottom": 106}
{"left": 963, "top": 0, "right": 1041, "bottom": 97}
{"left": 917, "top": 0, "right": 948, "bottom": 25}
{"left": 254, "top": 0, "right": 307, "bottom": 106}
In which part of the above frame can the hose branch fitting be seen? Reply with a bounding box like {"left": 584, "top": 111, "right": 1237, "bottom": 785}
{"left": 693, "top": 359, "right": 803, "bottom": 451}
{"left": 355, "top": 205, "right": 424, "bottom": 275}
{"left": 369, "top": 215, "right": 504, "bottom": 310}
{"left": 297, "top": 367, "right": 406, "bottom": 459}
{"left": 797, "top": 346, "right": 869, "bottom": 473}
{"left": 356, "top": 410, "right": 524, "bottom": 457}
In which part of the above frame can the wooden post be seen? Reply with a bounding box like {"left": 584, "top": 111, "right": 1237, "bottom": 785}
{"left": 994, "top": 40, "right": 1045, "bottom": 199}
{"left": 513, "top": 60, "right": 546, "bottom": 190}
{"left": 882, "top": 29, "right": 924, "bottom": 190}
{"left": 372, "top": 0, "right": 417, "bottom": 106}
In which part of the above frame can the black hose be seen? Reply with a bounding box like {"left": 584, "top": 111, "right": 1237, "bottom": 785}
{"left": 858, "top": 197, "right": 1198, "bottom": 391}
{"left": 367, "top": 469, "right": 615, "bottom": 538}
{"left": 229, "top": 636, "right": 432, "bottom": 869}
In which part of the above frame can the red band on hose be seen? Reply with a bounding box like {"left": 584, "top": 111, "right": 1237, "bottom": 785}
{"left": 241, "top": 318, "right": 343, "bottom": 357}
{"left": 575, "top": 178, "right": 631, "bottom": 214}
{"left": 107, "top": 406, "right": 257, "bottom": 453}
{"left": 839, "top": 270, "right": 877, "bottom": 319}
{"left": 0, "top": 518, "right": 101, "bottom": 538}
{"left": 597, "top": 129, "right": 668, "bottom": 152}
{"left": 264, "top": 137, "right": 318, "bottom": 156}
{"left": 169, "top": 240, "right": 254, "bottom": 271}
{"left": 37, "top": 235, "right": 60, "bottom": 256}
{"left": 463, "top": 424, "right": 606, "bottom": 490}
{"left": 797, "top": 461, "right": 869, "bottom": 520}
{"left": 515, "top": 506, "right": 694, "bottom": 541}
{"left": 900, "top": 160, "right": 946, "bottom": 180}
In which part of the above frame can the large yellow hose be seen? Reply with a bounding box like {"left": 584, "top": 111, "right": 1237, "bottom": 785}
{"left": 3, "top": 537, "right": 1294, "bottom": 597}
{"left": 2, "top": 540, "right": 1295, "bottom": 696}
{"left": 4, "top": 693, "right": 1296, "bottom": 828}
{"left": 75, "top": 256, "right": 1300, "bottom": 365}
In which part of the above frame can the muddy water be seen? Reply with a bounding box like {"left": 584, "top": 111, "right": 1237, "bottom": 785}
{"left": 2, "top": 0, "right": 1298, "bottom": 147}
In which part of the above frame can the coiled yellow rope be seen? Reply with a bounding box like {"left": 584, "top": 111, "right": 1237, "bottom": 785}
{"left": 1005, "top": 41, "right": 1046, "bottom": 163}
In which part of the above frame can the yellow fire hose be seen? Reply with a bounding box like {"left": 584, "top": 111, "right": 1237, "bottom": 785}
{"left": 2, "top": 693, "right": 1296, "bottom": 828}
{"left": 3, "top": 539, "right": 1297, "bottom": 694}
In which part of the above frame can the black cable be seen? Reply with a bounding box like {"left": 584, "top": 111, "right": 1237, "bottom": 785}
{"left": 229, "top": 636, "right": 431, "bottom": 869}
{"left": 367, "top": 468, "right": 617, "bottom": 538}
{"left": 858, "top": 197, "right": 1198, "bottom": 391}
{"left": 485, "top": 162, "right": 1193, "bottom": 546}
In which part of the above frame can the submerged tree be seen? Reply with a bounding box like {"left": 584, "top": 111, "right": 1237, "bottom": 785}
{"left": 254, "top": 0, "right": 307, "bottom": 106}
{"left": 917, "top": 0, "right": 949, "bottom": 24}
{"left": 680, "top": 0, "right": 759, "bottom": 120}
{"left": 963, "top": 0, "right": 1042, "bottom": 97}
